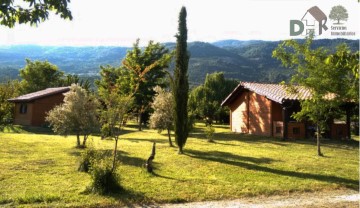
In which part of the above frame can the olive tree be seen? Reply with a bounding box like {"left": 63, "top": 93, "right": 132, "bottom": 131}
{"left": 46, "top": 84, "right": 99, "bottom": 147}
{"left": 149, "top": 86, "right": 174, "bottom": 147}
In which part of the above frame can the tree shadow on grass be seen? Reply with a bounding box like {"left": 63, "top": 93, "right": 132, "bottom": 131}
{"left": 2, "top": 125, "right": 56, "bottom": 135}
{"left": 101, "top": 149, "right": 146, "bottom": 167}
{"left": 151, "top": 172, "right": 179, "bottom": 181}
{"left": 126, "top": 137, "right": 168, "bottom": 144}
{"left": 118, "top": 153, "right": 146, "bottom": 167}
{"left": 185, "top": 149, "right": 359, "bottom": 189}
{"left": 83, "top": 187, "right": 152, "bottom": 208}
{"left": 74, "top": 148, "right": 146, "bottom": 168}
{"left": 186, "top": 150, "right": 278, "bottom": 165}
{"left": 192, "top": 131, "right": 289, "bottom": 147}
{"left": 294, "top": 138, "right": 359, "bottom": 150}
{"left": 212, "top": 141, "right": 242, "bottom": 147}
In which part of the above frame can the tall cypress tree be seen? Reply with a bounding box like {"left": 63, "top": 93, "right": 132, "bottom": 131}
{"left": 173, "top": 7, "right": 189, "bottom": 154}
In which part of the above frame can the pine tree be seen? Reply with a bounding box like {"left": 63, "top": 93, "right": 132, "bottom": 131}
{"left": 173, "top": 7, "right": 190, "bottom": 154}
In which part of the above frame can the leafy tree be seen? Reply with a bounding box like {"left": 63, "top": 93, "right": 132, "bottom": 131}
{"left": 61, "top": 74, "right": 92, "bottom": 91}
{"left": 149, "top": 86, "right": 174, "bottom": 147}
{"left": 329, "top": 5, "right": 348, "bottom": 24}
{"left": 96, "top": 64, "right": 141, "bottom": 172}
{"left": 205, "top": 125, "right": 215, "bottom": 143}
{"left": 0, "top": 80, "right": 21, "bottom": 125}
{"left": 325, "top": 44, "right": 359, "bottom": 102}
{"left": 189, "top": 72, "right": 238, "bottom": 124}
{"left": 19, "top": 59, "right": 64, "bottom": 93}
{"left": 122, "top": 39, "right": 172, "bottom": 131}
{"left": 273, "top": 37, "right": 359, "bottom": 156}
{"left": 46, "top": 84, "right": 99, "bottom": 148}
{"left": 172, "top": 7, "right": 190, "bottom": 154}
{"left": 99, "top": 91, "right": 133, "bottom": 172}
{"left": 0, "top": 0, "right": 72, "bottom": 28}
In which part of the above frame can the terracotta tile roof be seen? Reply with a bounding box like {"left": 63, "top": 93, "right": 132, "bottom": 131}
{"left": 8, "top": 87, "right": 70, "bottom": 102}
{"left": 221, "top": 82, "right": 313, "bottom": 106}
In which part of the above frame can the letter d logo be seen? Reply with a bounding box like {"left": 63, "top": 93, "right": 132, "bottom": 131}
{"left": 290, "top": 20, "right": 304, "bottom": 36}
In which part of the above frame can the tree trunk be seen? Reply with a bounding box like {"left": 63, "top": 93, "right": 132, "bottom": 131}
{"left": 316, "top": 125, "right": 323, "bottom": 156}
{"left": 167, "top": 128, "right": 173, "bottom": 147}
{"left": 138, "top": 112, "right": 142, "bottom": 131}
{"left": 112, "top": 137, "right": 119, "bottom": 172}
{"left": 146, "top": 143, "right": 156, "bottom": 173}
{"left": 82, "top": 135, "right": 88, "bottom": 147}
{"left": 76, "top": 133, "right": 81, "bottom": 147}
{"left": 178, "top": 145, "right": 183, "bottom": 154}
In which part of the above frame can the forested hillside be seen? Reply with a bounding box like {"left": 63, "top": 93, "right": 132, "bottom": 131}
{"left": 0, "top": 39, "right": 358, "bottom": 84}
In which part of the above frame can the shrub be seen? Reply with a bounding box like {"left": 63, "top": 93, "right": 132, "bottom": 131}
{"left": 205, "top": 125, "right": 215, "bottom": 142}
{"left": 88, "top": 158, "right": 122, "bottom": 194}
{"left": 78, "top": 145, "right": 97, "bottom": 172}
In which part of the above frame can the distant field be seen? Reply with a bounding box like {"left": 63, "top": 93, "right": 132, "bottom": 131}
{"left": 0, "top": 123, "right": 358, "bottom": 207}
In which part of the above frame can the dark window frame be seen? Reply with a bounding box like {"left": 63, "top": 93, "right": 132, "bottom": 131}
{"left": 275, "top": 126, "right": 282, "bottom": 134}
{"left": 20, "top": 103, "right": 27, "bottom": 114}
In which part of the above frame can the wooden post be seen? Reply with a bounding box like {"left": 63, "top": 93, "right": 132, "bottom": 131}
{"left": 346, "top": 107, "right": 351, "bottom": 140}
{"left": 146, "top": 142, "right": 156, "bottom": 173}
{"left": 282, "top": 107, "right": 288, "bottom": 140}
{"left": 247, "top": 91, "right": 250, "bottom": 133}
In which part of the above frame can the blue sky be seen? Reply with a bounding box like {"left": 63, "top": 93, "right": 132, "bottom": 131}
{"left": 0, "top": 0, "right": 359, "bottom": 46}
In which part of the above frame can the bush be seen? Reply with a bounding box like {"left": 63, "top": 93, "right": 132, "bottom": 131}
{"left": 88, "top": 158, "right": 122, "bottom": 194}
{"left": 205, "top": 125, "right": 215, "bottom": 142}
{"left": 100, "top": 123, "right": 111, "bottom": 139}
{"left": 78, "top": 145, "right": 97, "bottom": 172}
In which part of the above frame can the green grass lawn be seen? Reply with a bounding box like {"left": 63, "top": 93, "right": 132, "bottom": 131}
{"left": 0, "top": 123, "right": 358, "bottom": 207}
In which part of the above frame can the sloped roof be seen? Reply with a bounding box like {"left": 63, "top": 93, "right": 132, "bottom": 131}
{"left": 8, "top": 87, "right": 70, "bottom": 102}
{"left": 221, "top": 82, "right": 312, "bottom": 106}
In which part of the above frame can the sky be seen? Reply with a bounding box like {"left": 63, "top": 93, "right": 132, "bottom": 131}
{"left": 0, "top": 0, "right": 359, "bottom": 46}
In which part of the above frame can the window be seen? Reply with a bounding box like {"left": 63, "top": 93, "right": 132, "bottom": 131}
{"left": 293, "top": 127, "right": 300, "bottom": 135}
{"left": 20, "top": 104, "right": 27, "bottom": 114}
{"left": 275, "top": 126, "right": 282, "bottom": 134}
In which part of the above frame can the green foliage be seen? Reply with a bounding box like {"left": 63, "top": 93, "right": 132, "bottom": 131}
{"left": 78, "top": 141, "right": 122, "bottom": 194}
{"left": 46, "top": 84, "right": 100, "bottom": 147}
{"left": 88, "top": 156, "right": 122, "bottom": 194}
{"left": 273, "top": 36, "right": 359, "bottom": 156}
{"left": 0, "top": 80, "right": 21, "bottom": 125}
{"left": 19, "top": 59, "right": 64, "bottom": 93}
{"left": 149, "top": 86, "right": 174, "bottom": 146}
{"left": 78, "top": 144, "right": 97, "bottom": 172}
{"left": 122, "top": 39, "right": 172, "bottom": 130}
{"left": 96, "top": 62, "right": 139, "bottom": 172}
{"left": 329, "top": 5, "right": 348, "bottom": 24}
{"left": 0, "top": 0, "right": 72, "bottom": 28}
{"left": 60, "top": 74, "right": 92, "bottom": 91}
{"left": 205, "top": 125, "right": 215, "bottom": 142}
{"left": 150, "top": 86, "right": 173, "bottom": 132}
{"left": 324, "top": 44, "right": 359, "bottom": 103}
{"left": 189, "top": 72, "right": 238, "bottom": 123}
{"left": 173, "top": 7, "right": 190, "bottom": 154}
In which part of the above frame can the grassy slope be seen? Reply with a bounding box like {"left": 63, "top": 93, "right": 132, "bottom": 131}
{"left": 0, "top": 123, "right": 358, "bottom": 207}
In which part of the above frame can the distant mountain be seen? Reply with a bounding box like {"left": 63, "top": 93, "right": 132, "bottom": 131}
{"left": 212, "top": 39, "right": 265, "bottom": 48}
{"left": 0, "top": 39, "right": 358, "bottom": 85}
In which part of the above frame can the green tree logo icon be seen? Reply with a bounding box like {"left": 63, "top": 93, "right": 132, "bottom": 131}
{"left": 329, "top": 5, "right": 348, "bottom": 25}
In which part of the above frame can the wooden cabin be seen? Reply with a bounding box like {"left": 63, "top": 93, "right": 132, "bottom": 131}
{"left": 221, "top": 82, "right": 352, "bottom": 140}
{"left": 8, "top": 87, "right": 70, "bottom": 126}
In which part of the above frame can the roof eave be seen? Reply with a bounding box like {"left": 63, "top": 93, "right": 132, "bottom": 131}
{"left": 7, "top": 87, "right": 70, "bottom": 103}
{"left": 221, "top": 83, "right": 243, "bottom": 107}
